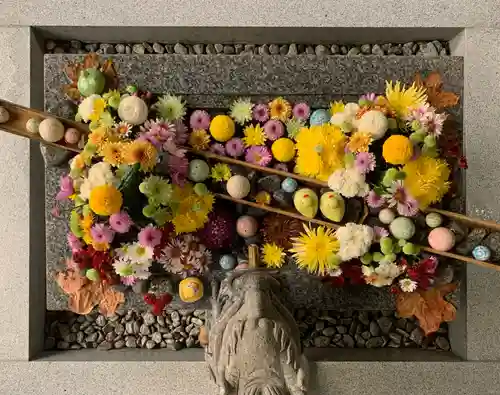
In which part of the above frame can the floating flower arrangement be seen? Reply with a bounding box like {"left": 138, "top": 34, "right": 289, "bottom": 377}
{"left": 0, "top": 54, "right": 476, "bottom": 334}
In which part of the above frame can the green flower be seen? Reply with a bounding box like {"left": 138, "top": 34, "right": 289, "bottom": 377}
{"left": 210, "top": 163, "right": 232, "bottom": 182}
{"left": 286, "top": 117, "right": 305, "bottom": 140}
{"left": 152, "top": 207, "right": 172, "bottom": 226}
{"left": 230, "top": 98, "right": 253, "bottom": 125}
{"left": 139, "top": 175, "right": 173, "bottom": 206}
{"left": 103, "top": 90, "right": 121, "bottom": 109}
{"left": 70, "top": 210, "right": 83, "bottom": 237}
{"left": 153, "top": 94, "right": 186, "bottom": 121}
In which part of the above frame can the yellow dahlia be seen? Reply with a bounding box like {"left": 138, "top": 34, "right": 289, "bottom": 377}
{"left": 261, "top": 243, "right": 286, "bottom": 268}
{"left": 243, "top": 124, "right": 266, "bottom": 147}
{"left": 294, "top": 125, "right": 346, "bottom": 181}
{"left": 89, "top": 185, "right": 123, "bottom": 216}
{"left": 88, "top": 126, "right": 118, "bottom": 149}
{"left": 122, "top": 140, "right": 158, "bottom": 171}
{"left": 170, "top": 184, "right": 214, "bottom": 234}
{"left": 402, "top": 156, "right": 451, "bottom": 208}
{"left": 382, "top": 135, "right": 413, "bottom": 165}
{"left": 189, "top": 129, "right": 211, "bottom": 150}
{"left": 289, "top": 224, "right": 340, "bottom": 276}
{"left": 269, "top": 97, "right": 292, "bottom": 122}
{"left": 99, "top": 142, "right": 125, "bottom": 166}
{"left": 330, "top": 101, "right": 345, "bottom": 116}
{"left": 347, "top": 131, "right": 372, "bottom": 153}
{"left": 384, "top": 81, "right": 428, "bottom": 118}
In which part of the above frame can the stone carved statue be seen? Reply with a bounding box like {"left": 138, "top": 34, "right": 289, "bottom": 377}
{"left": 205, "top": 246, "right": 308, "bottom": 395}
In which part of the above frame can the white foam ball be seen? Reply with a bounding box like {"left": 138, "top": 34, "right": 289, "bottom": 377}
{"left": 25, "top": 118, "right": 40, "bottom": 134}
{"left": 379, "top": 208, "right": 396, "bottom": 224}
{"left": 226, "top": 175, "right": 251, "bottom": 199}
{"left": 118, "top": 95, "right": 148, "bottom": 125}
{"left": 39, "top": 118, "right": 65, "bottom": 142}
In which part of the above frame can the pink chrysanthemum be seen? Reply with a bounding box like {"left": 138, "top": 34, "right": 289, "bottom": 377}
{"left": 355, "top": 152, "right": 376, "bottom": 174}
{"left": 360, "top": 93, "right": 377, "bottom": 103}
{"left": 173, "top": 120, "right": 188, "bottom": 145}
{"left": 139, "top": 119, "right": 177, "bottom": 149}
{"left": 138, "top": 224, "right": 163, "bottom": 248}
{"left": 384, "top": 181, "right": 419, "bottom": 217}
{"left": 160, "top": 234, "right": 212, "bottom": 277}
{"left": 210, "top": 143, "right": 226, "bottom": 156}
{"left": 90, "top": 224, "right": 115, "bottom": 244}
{"left": 263, "top": 120, "right": 285, "bottom": 141}
{"left": 253, "top": 104, "right": 270, "bottom": 122}
{"left": 225, "top": 138, "right": 245, "bottom": 158}
{"left": 121, "top": 276, "right": 137, "bottom": 286}
{"left": 366, "top": 190, "right": 385, "bottom": 208}
{"left": 109, "top": 212, "right": 133, "bottom": 234}
{"left": 57, "top": 175, "right": 74, "bottom": 200}
{"left": 274, "top": 163, "right": 288, "bottom": 172}
{"left": 373, "top": 226, "right": 390, "bottom": 242}
{"left": 67, "top": 232, "right": 83, "bottom": 252}
{"left": 292, "top": 103, "right": 310, "bottom": 120}
{"left": 245, "top": 145, "right": 272, "bottom": 166}
{"left": 189, "top": 110, "right": 211, "bottom": 130}
{"left": 167, "top": 155, "right": 189, "bottom": 186}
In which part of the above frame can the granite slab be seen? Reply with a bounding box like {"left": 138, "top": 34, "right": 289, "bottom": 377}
{"left": 44, "top": 54, "right": 463, "bottom": 311}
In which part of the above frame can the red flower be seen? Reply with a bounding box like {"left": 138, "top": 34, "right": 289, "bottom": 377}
{"left": 408, "top": 256, "right": 438, "bottom": 290}
{"left": 458, "top": 156, "right": 468, "bottom": 169}
{"left": 326, "top": 276, "right": 345, "bottom": 287}
{"left": 152, "top": 293, "right": 173, "bottom": 315}
{"left": 322, "top": 261, "right": 366, "bottom": 287}
{"left": 144, "top": 293, "right": 157, "bottom": 305}
{"left": 390, "top": 285, "right": 401, "bottom": 294}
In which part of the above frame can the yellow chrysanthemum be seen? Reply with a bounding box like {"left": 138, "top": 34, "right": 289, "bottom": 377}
{"left": 121, "top": 140, "right": 158, "bottom": 171}
{"left": 384, "top": 81, "right": 428, "bottom": 118}
{"left": 210, "top": 163, "right": 231, "bottom": 182}
{"left": 170, "top": 184, "right": 214, "bottom": 234}
{"left": 382, "top": 135, "right": 414, "bottom": 165}
{"left": 99, "top": 142, "right": 125, "bottom": 166}
{"left": 255, "top": 191, "right": 271, "bottom": 205}
{"left": 261, "top": 243, "right": 286, "bottom": 268}
{"left": 189, "top": 129, "right": 211, "bottom": 150}
{"left": 402, "top": 156, "right": 451, "bottom": 209}
{"left": 88, "top": 97, "right": 106, "bottom": 123}
{"left": 330, "top": 101, "right": 345, "bottom": 116}
{"left": 243, "top": 124, "right": 266, "bottom": 147}
{"left": 88, "top": 126, "right": 118, "bottom": 149}
{"left": 89, "top": 185, "right": 123, "bottom": 216}
{"left": 347, "top": 131, "right": 372, "bottom": 153}
{"left": 294, "top": 125, "right": 346, "bottom": 181}
{"left": 289, "top": 224, "right": 340, "bottom": 276}
{"left": 72, "top": 154, "right": 86, "bottom": 170}
{"left": 269, "top": 97, "right": 292, "bottom": 122}
{"left": 80, "top": 212, "right": 94, "bottom": 233}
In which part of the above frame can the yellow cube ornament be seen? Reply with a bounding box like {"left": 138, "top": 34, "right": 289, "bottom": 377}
{"left": 179, "top": 277, "right": 204, "bottom": 303}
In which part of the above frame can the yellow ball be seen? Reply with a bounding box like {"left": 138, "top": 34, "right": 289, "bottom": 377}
{"left": 382, "top": 135, "right": 413, "bottom": 165}
{"left": 89, "top": 184, "right": 123, "bottom": 216}
{"left": 179, "top": 277, "right": 204, "bottom": 303}
{"left": 271, "top": 138, "right": 295, "bottom": 162}
{"left": 209, "top": 115, "right": 235, "bottom": 142}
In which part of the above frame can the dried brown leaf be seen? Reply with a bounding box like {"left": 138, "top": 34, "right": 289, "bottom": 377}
{"left": 68, "top": 287, "right": 96, "bottom": 315}
{"left": 55, "top": 269, "right": 87, "bottom": 294}
{"left": 396, "top": 283, "right": 457, "bottom": 335}
{"left": 63, "top": 85, "right": 81, "bottom": 100}
{"left": 98, "top": 285, "right": 125, "bottom": 316}
{"left": 64, "top": 62, "right": 82, "bottom": 83}
{"left": 414, "top": 71, "right": 459, "bottom": 110}
{"left": 101, "top": 59, "right": 119, "bottom": 91}
{"left": 83, "top": 53, "right": 100, "bottom": 69}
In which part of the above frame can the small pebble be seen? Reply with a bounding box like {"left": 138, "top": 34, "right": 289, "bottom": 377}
{"left": 0, "top": 107, "right": 9, "bottom": 123}
{"left": 174, "top": 43, "right": 188, "bottom": 54}
{"left": 153, "top": 43, "right": 165, "bottom": 54}
{"left": 132, "top": 44, "right": 145, "bottom": 54}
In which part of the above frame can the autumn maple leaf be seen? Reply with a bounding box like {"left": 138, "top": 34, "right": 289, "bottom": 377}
{"left": 396, "top": 283, "right": 457, "bottom": 335}
{"left": 414, "top": 71, "right": 459, "bottom": 110}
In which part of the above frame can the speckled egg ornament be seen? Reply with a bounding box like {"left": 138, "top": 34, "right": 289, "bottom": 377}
{"left": 0, "top": 106, "right": 9, "bottom": 123}
{"left": 179, "top": 277, "right": 204, "bottom": 303}
{"left": 389, "top": 217, "right": 416, "bottom": 240}
{"left": 428, "top": 227, "right": 455, "bottom": 252}
{"left": 425, "top": 212, "right": 443, "bottom": 228}
{"left": 118, "top": 95, "right": 148, "bottom": 125}
{"left": 236, "top": 215, "right": 258, "bottom": 238}
{"left": 25, "top": 118, "right": 40, "bottom": 134}
{"left": 379, "top": 208, "right": 396, "bottom": 225}
{"left": 64, "top": 128, "right": 81, "bottom": 144}
{"left": 219, "top": 254, "right": 236, "bottom": 270}
{"left": 472, "top": 245, "right": 491, "bottom": 261}
{"left": 226, "top": 175, "right": 251, "bottom": 199}
{"left": 188, "top": 159, "right": 210, "bottom": 182}
{"left": 281, "top": 177, "right": 298, "bottom": 193}
{"left": 38, "top": 118, "right": 65, "bottom": 142}
{"left": 310, "top": 109, "right": 330, "bottom": 126}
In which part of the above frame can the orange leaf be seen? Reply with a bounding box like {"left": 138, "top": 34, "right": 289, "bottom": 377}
{"left": 98, "top": 284, "right": 125, "bottom": 316}
{"left": 55, "top": 269, "right": 88, "bottom": 294}
{"left": 396, "top": 283, "right": 457, "bottom": 335}
{"left": 101, "top": 59, "right": 119, "bottom": 91}
{"left": 68, "top": 287, "right": 97, "bottom": 315}
{"left": 64, "top": 63, "right": 83, "bottom": 83}
{"left": 83, "top": 53, "right": 100, "bottom": 69}
{"left": 63, "top": 85, "right": 81, "bottom": 100}
{"left": 414, "top": 71, "right": 460, "bottom": 110}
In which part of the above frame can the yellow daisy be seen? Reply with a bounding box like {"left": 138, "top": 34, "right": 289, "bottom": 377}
{"left": 170, "top": 184, "right": 214, "bottom": 234}
{"left": 189, "top": 129, "right": 211, "bottom": 150}
{"left": 261, "top": 243, "right": 286, "bottom": 268}
{"left": 347, "top": 131, "right": 372, "bottom": 153}
{"left": 122, "top": 140, "right": 158, "bottom": 172}
{"left": 384, "top": 81, "right": 428, "bottom": 118}
{"left": 243, "top": 124, "right": 266, "bottom": 147}
{"left": 289, "top": 224, "right": 340, "bottom": 276}
{"left": 269, "top": 97, "right": 292, "bottom": 122}
{"left": 99, "top": 142, "right": 125, "bottom": 166}
{"left": 329, "top": 101, "right": 345, "bottom": 116}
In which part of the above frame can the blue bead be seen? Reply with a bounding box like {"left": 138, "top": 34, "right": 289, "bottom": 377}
{"left": 281, "top": 177, "right": 298, "bottom": 193}
{"left": 310, "top": 109, "right": 330, "bottom": 126}
{"left": 219, "top": 254, "right": 237, "bottom": 270}
{"left": 472, "top": 245, "right": 491, "bottom": 261}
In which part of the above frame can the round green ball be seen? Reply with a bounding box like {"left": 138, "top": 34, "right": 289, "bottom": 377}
{"left": 86, "top": 268, "right": 100, "bottom": 282}
{"left": 425, "top": 212, "right": 443, "bottom": 228}
{"left": 188, "top": 159, "right": 210, "bottom": 182}
{"left": 389, "top": 217, "right": 416, "bottom": 240}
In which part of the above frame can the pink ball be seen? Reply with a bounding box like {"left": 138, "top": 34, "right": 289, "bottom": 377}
{"left": 236, "top": 215, "right": 258, "bottom": 238}
{"left": 64, "top": 128, "right": 81, "bottom": 144}
{"left": 235, "top": 263, "right": 249, "bottom": 270}
{"left": 428, "top": 227, "right": 455, "bottom": 252}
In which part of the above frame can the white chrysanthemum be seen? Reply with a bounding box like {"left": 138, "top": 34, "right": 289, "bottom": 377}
{"left": 328, "top": 167, "right": 370, "bottom": 198}
{"left": 364, "top": 261, "right": 404, "bottom": 287}
{"left": 286, "top": 117, "right": 305, "bottom": 140}
{"left": 133, "top": 261, "right": 152, "bottom": 280}
{"left": 113, "top": 257, "right": 134, "bottom": 277}
{"left": 330, "top": 102, "right": 359, "bottom": 132}
{"left": 79, "top": 162, "right": 117, "bottom": 200}
{"left": 399, "top": 278, "right": 418, "bottom": 292}
{"left": 127, "top": 242, "right": 154, "bottom": 263}
{"left": 327, "top": 267, "right": 343, "bottom": 277}
{"left": 154, "top": 94, "right": 186, "bottom": 122}
{"left": 336, "top": 223, "right": 374, "bottom": 261}
{"left": 77, "top": 94, "right": 102, "bottom": 122}
{"left": 230, "top": 98, "right": 253, "bottom": 125}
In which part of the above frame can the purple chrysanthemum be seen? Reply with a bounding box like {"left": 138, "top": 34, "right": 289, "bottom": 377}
{"left": 263, "top": 120, "right": 285, "bottom": 141}
{"left": 366, "top": 190, "right": 385, "bottom": 208}
{"left": 383, "top": 181, "right": 419, "bottom": 217}
{"left": 67, "top": 232, "right": 83, "bottom": 252}
{"left": 173, "top": 120, "right": 188, "bottom": 145}
{"left": 121, "top": 276, "right": 137, "bottom": 286}
{"left": 189, "top": 110, "right": 211, "bottom": 130}
{"left": 373, "top": 226, "right": 390, "bottom": 242}
{"left": 167, "top": 155, "right": 189, "bottom": 186}
{"left": 210, "top": 143, "right": 226, "bottom": 156}
{"left": 253, "top": 103, "right": 270, "bottom": 122}
{"left": 245, "top": 146, "right": 272, "bottom": 166}
{"left": 355, "top": 152, "right": 376, "bottom": 174}
{"left": 360, "top": 93, "right": 377, "bottom": 103}
{"left": 292, "top": 103, "right": 310, "bottom": 120}
{"left": 139, "top": 119, "right": 177, "bottom": 149}
{"left": 90, "top": 224, "right": 115, "bottom": 244}
{"left": 225, "top": 138, "right": 245, "bottom": 158}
